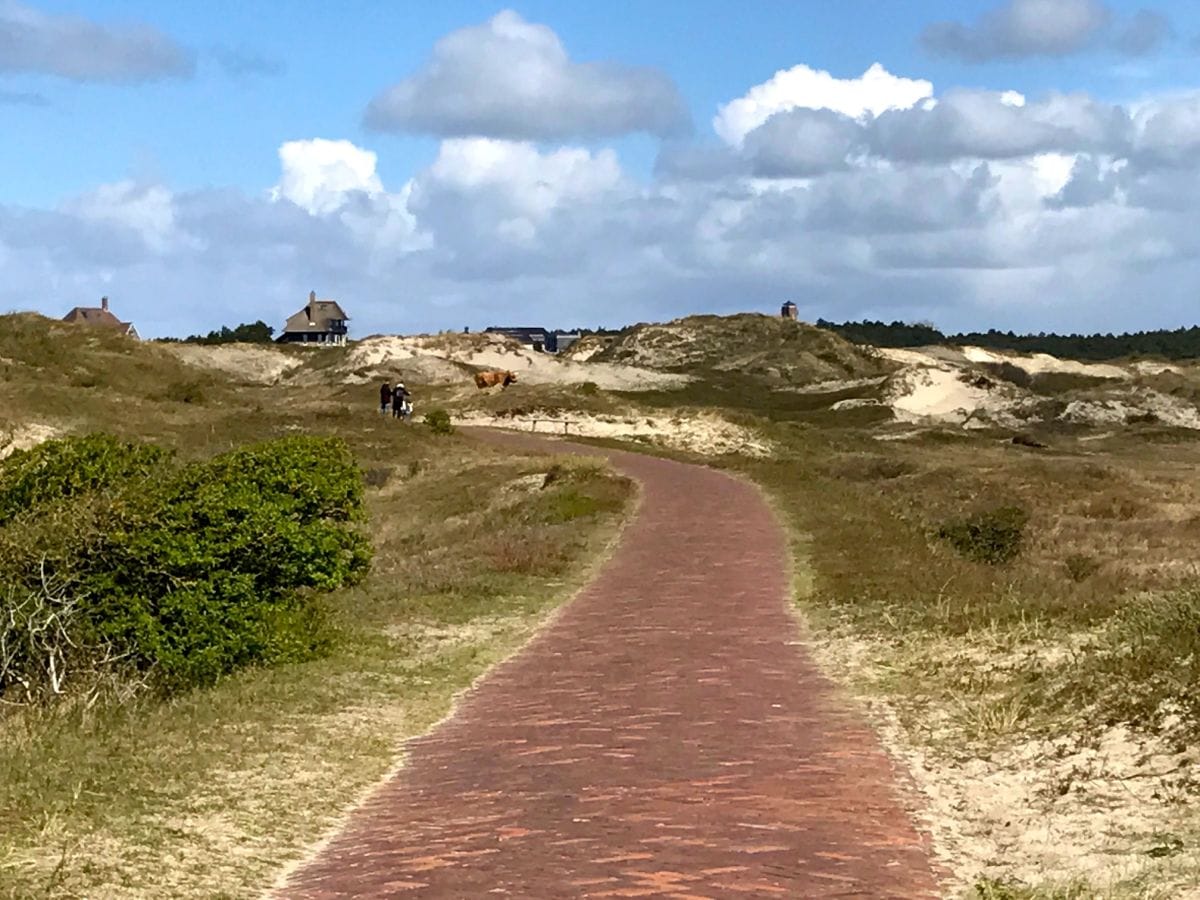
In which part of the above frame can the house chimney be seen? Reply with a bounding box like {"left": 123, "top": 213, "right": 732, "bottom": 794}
{"left": 101, "top": 296, "right": 109, "bottom": 312}
{"left": 309, "top": 290, "right": 316, "bottom": 304}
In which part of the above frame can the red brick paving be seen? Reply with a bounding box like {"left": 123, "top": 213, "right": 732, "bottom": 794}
{"left": 278, "top": 433, "right": 941, "bottom": 898}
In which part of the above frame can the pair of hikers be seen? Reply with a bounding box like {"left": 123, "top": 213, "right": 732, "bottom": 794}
{"left": 379, "top": 381, "right": 413, "bottom": 420}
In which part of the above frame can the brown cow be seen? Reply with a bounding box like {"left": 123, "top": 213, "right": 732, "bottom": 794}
{"left": 473, "top": 370, "right": 518, "bottom": 389}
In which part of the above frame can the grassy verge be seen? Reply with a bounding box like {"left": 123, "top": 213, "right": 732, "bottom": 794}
{"left": 0, "top": 438, "right": 631, "bottom": 899}
{"left": 732, "top": 422, "right": 1200, "bottom": 896}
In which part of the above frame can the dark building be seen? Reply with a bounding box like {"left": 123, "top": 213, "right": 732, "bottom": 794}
{"left": 277, "top": 291, "right": 349, "bottom": 346}
{"left": 485, "top": 326, "right": 580, "bottom": 354}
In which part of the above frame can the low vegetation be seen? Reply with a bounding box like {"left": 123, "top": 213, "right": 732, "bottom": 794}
{"left": 0, "top": 315, "right": 634, "bottom": 898}
{"left": 587, "top": 313, "right": 894, "bottom": 385}
{"left": 734, "top": 423, "right": 1200, "bottom": 895}
{"left": 8, "top": 310, "right": 1200, "bottom": 897}
{"left": 0, "top": 434, "right": 370, "bottom": 702}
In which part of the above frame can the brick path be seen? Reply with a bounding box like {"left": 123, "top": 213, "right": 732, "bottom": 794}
{"left": 279, "top": 434, "right": 941, "bottom": 898}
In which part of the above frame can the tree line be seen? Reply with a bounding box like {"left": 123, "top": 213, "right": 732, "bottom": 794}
{"left": 817, "top": 319, "right": 1200, "bottom": 361}
{"left": 156, "top": 320, "right": 275, "bottom": 345}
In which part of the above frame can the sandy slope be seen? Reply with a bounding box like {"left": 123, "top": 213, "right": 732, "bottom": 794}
{"left": 454, "top": 410, "right": 772, "bottom": 457}
{"left": 344, "top": 333, "right": 689, "bottom": 391}
{"left": 869, "top": 346, "right": 1200, "bottom": 431}
{"left": 164, "top": 344, "right": 303, "bottom": 384}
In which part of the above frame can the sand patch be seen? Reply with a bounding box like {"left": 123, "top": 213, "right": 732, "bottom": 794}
{"left": 1060, "top": 392, "right": 1200, "bottom": 430}
{"left": 803, "top": 627, "right": 1200, "bottom": 896}
{"left": 165, "top": 344, "right": 302, "bottom": 385}
{"left": 456, "top": 410, "right": 771, "bottom": 457}
{"left": 869, "top": 346, "right": 1200, "bottom": 433}
{"left": 0, "top": 422, "right": 60, "bottom": 459}
{"left": 960, "top": 346, "right": 1129, "bottom": 380}
{"left": 884, "top": 365, "right": 1031, "bottom": 427}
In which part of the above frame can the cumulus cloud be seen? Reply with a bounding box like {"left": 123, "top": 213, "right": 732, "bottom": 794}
{"left": 272, "top": 139, "right": 386, "bottom": 215}
{"left": 10, "top": 73, "right": 1200, "bottom": 339}
{"left": 364, "top": 10, "right": 688, "bottom": 140}
{"left": 713, "top": 62, "right": 932, "bottom": 145}
{"left": 1045, "top": 155, "right": 1121, "bottom": 207}
{"left": 0, "top": 0, "right": 193, "bottom": 82}
{"left": 1131, "top": 92, "right": 1200, "bottom": 167}
{"left": 681, "top": 85, "right": 1133, "bottom": 179}
{"left": 921, "top": 0, "right": 1111, "bottom": 61}
{"left": 270, "top": 138, "right": 426, "bottom": 257}
{"left": 741, "top": 107, "right": 865, "bottom": 177}
{"left": 868, "top": 90, "right": 1131, "bottom": 163}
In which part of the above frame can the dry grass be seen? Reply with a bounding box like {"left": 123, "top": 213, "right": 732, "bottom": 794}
{"left": 733, "top": 422, "right": 1200, "bottom": 895}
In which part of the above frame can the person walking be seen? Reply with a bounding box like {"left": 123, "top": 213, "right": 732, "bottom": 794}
{"left": 392, "top": 382, "right": 411, "bottom": 420}
{"left": 379, "top": 381, "right": 392, "bottom": 415}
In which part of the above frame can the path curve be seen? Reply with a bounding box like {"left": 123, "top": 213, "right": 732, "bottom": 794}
{"left": 279, "top": 433, "right": 940, "bottom": 898}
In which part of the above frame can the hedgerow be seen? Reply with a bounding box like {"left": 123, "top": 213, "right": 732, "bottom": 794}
{"left": 0, "top": 434, "right": 371, "bottom": 701}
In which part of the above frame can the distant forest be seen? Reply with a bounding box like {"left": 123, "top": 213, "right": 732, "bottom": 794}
{"left": 817, "top": 319, "right": 1200, "bottom": 361}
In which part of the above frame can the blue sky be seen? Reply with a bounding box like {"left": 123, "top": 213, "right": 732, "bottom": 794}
{"left": 3, "top": 0, "right": 1200, "bottom": 336}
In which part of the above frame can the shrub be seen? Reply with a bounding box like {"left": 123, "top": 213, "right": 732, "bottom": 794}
{"left": 0, "top": 435, "right": 371, "bottom": 699}
{"left": 424, "top": 408, "right": 454, "bottom": 435}
{"left": 578, "top": 381, "right": 599, "bottom": 396}
{"left": 981, "top": 361, "right": 1032, "bottom": 389}
{"left": 163, "top": 379, "right": 207, "bottom": 404}
{"left": 0, "top": 433, "right": 168, "bottom": 527}
{"left": 936, "top": 505, "right": 1029, "bottom": 565}
{"left": 1064, "top": 553, "right": 1101, "bottom": 582}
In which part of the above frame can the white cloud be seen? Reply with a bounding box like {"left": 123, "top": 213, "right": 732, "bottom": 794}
{"left": 271, "top": 139, "right": 385, "bottom": 215}
{"left": 422, "top": 138, "right": 623, "bottom": 218}
{"left": 364, "top": 10, "right": 688, "bottom": 140}
{"left": 713, "top": 62, "right": 933, "bottom": 146}
{"left": 8, "top": 70, "right": 1200, "bottom": 339}
{"left": 0, "top": 0, "right": 193, "bottom": 82}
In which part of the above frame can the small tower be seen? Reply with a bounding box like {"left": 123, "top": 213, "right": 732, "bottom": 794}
{"left": 781, "top": 300, "right": 798, "bottom": 320}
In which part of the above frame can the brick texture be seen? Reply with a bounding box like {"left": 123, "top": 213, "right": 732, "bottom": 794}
{"left": 278, "top": 433, "right": 941, "bottom": 898}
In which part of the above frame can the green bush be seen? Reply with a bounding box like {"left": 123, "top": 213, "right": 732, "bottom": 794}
{"left": 424, "top": 408, "right": 454, "bottom": 435}
{"left": 0, "top": 434, "right": 371, "bottom": 699}
{"left": 936, "top": 505, "right": 1029, "bottom": 565}
{"left": 0, "top": 433, "right": 168, "bottom": 527}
